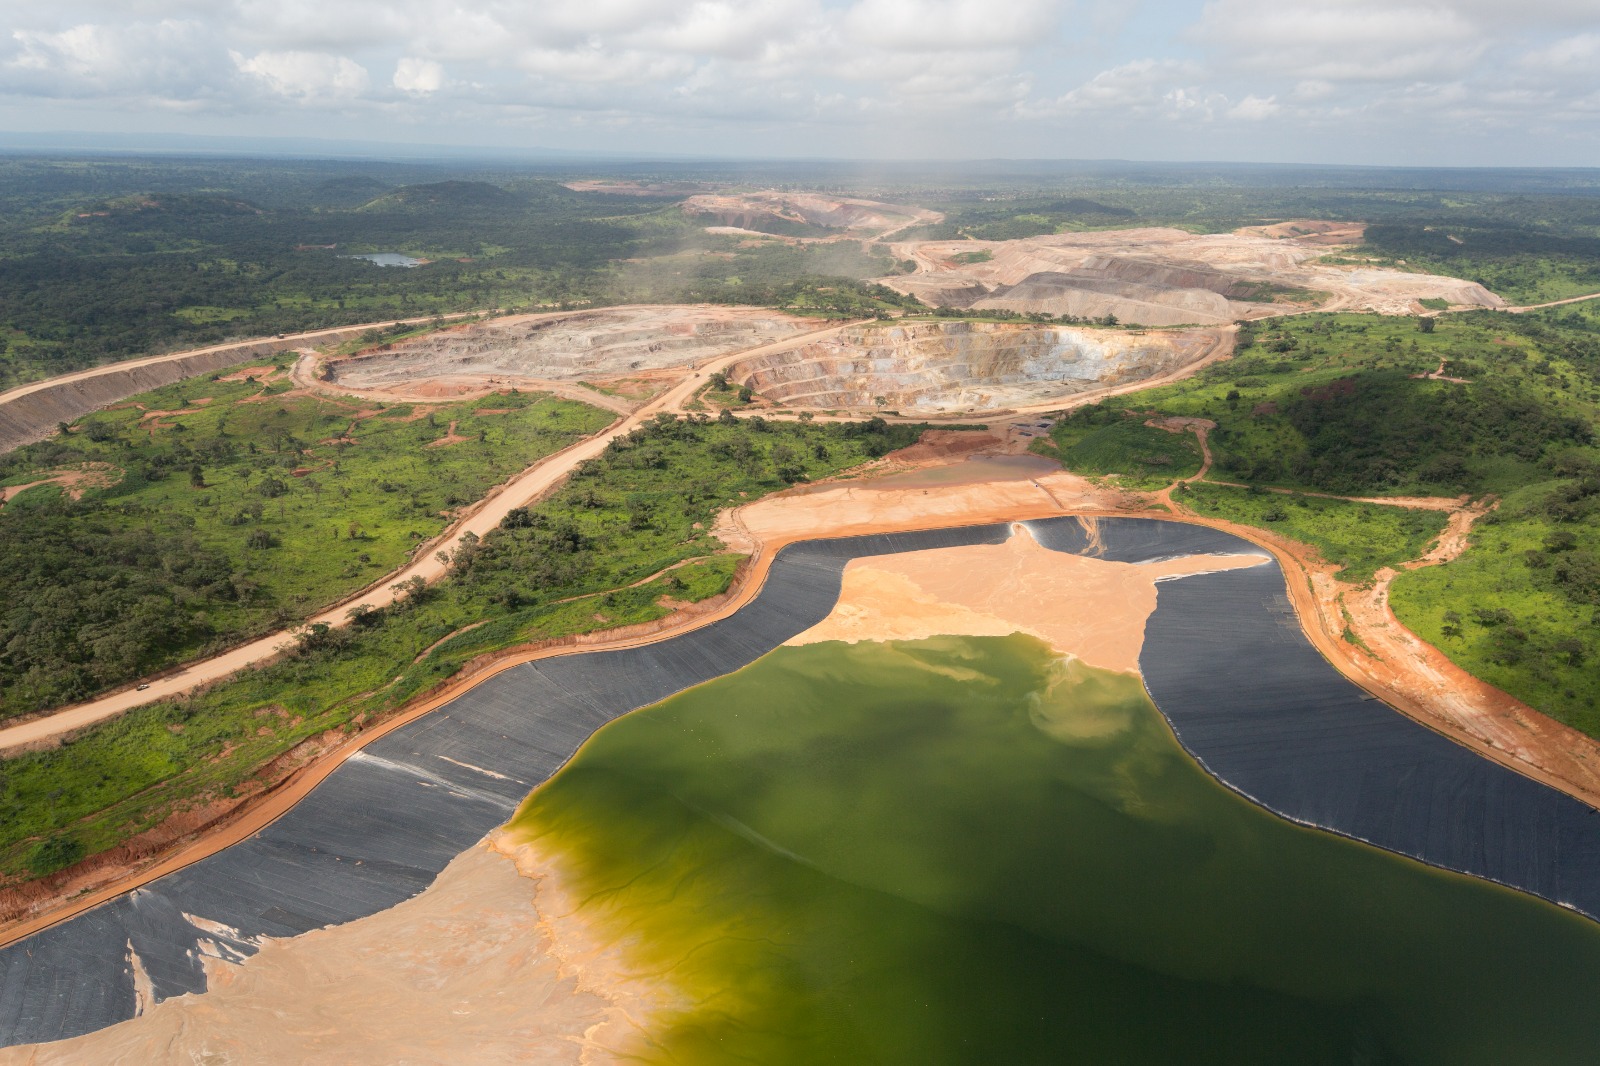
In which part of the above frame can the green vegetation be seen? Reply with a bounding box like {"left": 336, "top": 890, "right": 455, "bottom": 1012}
{"left": 512, "top": 634, "right": 1600, "bottom": 1064}
{"left": 0, "top": 415, "right": 926, "bottom": 881}
{"left": 1033, "top": 406, "right": 1202, "bottom": 490}
{"left": 1391, "top": 468, "right": 1600, "bottom": 733}
{"left": 1182, "top": 484, "right": 1448, "bottom": 582}
{"left": 1125, "top": 314, "right": 1592, "bottom": 497}
{"left": 1043, "top": 308, "right": 1600, "bottom": 733}
{"left": 0, "top": 364, "right": 612, "bottom": 716}
{"left": 1361, "top": 224, "right": 1600, "bottom": 305}
{"left": 904, "top": 197, "right": 1138, "bottom": 241}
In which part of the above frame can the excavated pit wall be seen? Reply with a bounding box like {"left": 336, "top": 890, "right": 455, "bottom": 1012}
{"left": 0, "top": 325, "right": 388, "bottom": 456}
{"left": 728, "top": 320, "right": 1200, "bottom": 412}
{"left": 328, "top": 308, "right": 811, "bottom": 390}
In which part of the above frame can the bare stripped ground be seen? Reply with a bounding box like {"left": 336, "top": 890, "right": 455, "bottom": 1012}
{"left": 725, "top": 320, "right": 1229, "bottom": 414}
{"left": 0, "top": 462, "right": 121, "bottom": 506}
{"left": 314, "top": 306, "right": 815, "bottom": 406}
{"left": 879, "top": 225, "right": 1503, "bottom": 326}
{"left": 681, "top": 190, "right": 940, "bottom": 242}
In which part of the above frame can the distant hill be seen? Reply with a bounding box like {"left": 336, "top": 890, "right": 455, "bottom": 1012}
{"left": 359, "top": 180, "right": 524, "bottom": 212}
{"left": 1038, "top": 198, "right": 1137, "bottom": 218}
{"left": 311, "top": 176, "right": 393, "bottom": 208}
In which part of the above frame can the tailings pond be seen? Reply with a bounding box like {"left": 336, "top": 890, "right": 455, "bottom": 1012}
{"left": 5, "top": 519, "right": 1600, "bottom": 1056}
{"left": 511, "top": 635, "right": 1600, "bottom": 1063}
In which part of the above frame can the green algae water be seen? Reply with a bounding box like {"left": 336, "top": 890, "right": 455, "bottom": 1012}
{"left": 508, "top": 635, "right": 1600, "bottom": 1064}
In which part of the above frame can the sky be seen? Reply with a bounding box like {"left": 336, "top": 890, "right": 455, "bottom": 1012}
{"left": 0, "top": 0, "right": 1596, "bottom": 166}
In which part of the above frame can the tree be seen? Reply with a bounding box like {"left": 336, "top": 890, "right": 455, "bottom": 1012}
{"left": 1417, "top": 315, "right": 1436, "bottom": 334}
{"left": 189, "top": 464, "right": 205, "bottom": 488}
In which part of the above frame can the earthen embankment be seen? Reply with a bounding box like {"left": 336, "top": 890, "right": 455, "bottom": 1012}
{"left": 0, "top": 317, "right": 474, "bottom": 456}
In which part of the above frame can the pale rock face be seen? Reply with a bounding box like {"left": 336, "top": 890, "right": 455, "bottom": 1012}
{"left": 329, "top": 307, "right": 812, "bottom": 389}
{"left": 729, "top": 321, "right": 1208, "bottom": 412}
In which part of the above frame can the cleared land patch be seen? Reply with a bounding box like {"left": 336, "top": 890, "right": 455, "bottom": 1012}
{"left": 323, "top": 307, "right": 815, "bottom": 401}
{"left": 680, "top": 190, "right": 938, "bottom": 240}
{"left": 881, "top": 226, "right": 1504, "bottom": 326}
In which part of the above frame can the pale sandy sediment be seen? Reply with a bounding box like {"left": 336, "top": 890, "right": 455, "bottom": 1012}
{"left": 0, "top": 841, "right": 645, "bottom": 1065}
{"left": 789, "top": 524, "right": 1265, "bottom": 674}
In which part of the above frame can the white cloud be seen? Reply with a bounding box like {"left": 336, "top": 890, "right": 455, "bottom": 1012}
{"left": 0, "top": 0, "right": 1598, "bottom": 161}
{"left": 393, "top": 57, "right": 444, "bottom": 94}
{"left": 1518, "top": 32, "right": 1600, "bottom": 71}
{"left": 232, "top": 49, "right": 368, "bottom": 99}
{"left": 1229, "top": 94, "right": 1279, "bottom": 120}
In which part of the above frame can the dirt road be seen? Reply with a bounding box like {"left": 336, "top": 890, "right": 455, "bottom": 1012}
{"left": 0, "top": 312, "right": 486, "bottom": 409}
{"left": 0, "top": 319, "right": 861, "bottom": 754}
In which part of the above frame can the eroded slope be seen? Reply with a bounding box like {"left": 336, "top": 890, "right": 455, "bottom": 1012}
{"left": 326, "top": 307, "right": 814, "bottom": 399}
{"left": 728, "top": 320, "right": 1225, "bottom": 413}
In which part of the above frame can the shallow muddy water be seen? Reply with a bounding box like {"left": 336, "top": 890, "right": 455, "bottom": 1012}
{"left": 509, "top": 635, "right": 1600, "bottom": 1065}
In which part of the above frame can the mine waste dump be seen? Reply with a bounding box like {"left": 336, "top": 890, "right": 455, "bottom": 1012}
{"left": 727, "top": 320, "right": 1222, "bottom": 412}
{"left": 678, "top": 190, "right": 931, "bottom": 238}
{"left": 325, "top": 307, "right": 812, "bottom": 394}
{"left": 881, "top": 226, "right": 1505, "bottom": 326}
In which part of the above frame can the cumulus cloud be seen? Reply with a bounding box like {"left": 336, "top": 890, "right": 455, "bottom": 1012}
{"left": 393, "top": 57, "right": 443, "bottom": 95}
{"left": 0, "top": 0, "right": 1596, "bottom": 161}
{"left": 1228, "top": 94, "right": 1279, "bottom": 120}
{"left": 232, "top": 49, "right": 368, "bottom": 99}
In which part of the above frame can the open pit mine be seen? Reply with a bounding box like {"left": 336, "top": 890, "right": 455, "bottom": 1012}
{"left": 323, "top": 306, "right": 813, "bottom": 399}
{"left": 727, "top": 320, "right": 1225, "bottom": 413}
{"left": 882, "top": 225, "right": 1505, "bottom": 326}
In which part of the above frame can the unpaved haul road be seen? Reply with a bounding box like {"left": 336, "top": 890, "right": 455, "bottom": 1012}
{"left": 0, "top": 312, "right": 485, "bottom": 410}
{"left": 0, "top": 319, "right": 860, "bottom": 753}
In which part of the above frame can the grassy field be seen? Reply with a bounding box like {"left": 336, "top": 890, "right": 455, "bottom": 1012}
{"left": 1180, "top": 483, "right": 1448, "bottom": 582}
{"left": 0, "top": 360, "right": 614, "bottom": 716}
{"left": 0, "top": 415, "right": 926, "bottom": 880}
{"left": 1390, "top": 475, "right": 1600, "bottom": 735}
{"left": 1032, "top": 409, "right": 1203, "bottom": 491}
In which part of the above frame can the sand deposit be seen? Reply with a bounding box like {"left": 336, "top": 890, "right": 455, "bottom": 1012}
{"left": 0, "top": 840, "right": 657, "bottom": 1065}
{"left": 789, "top": 525, "right": 1265, "bottom": 672}
{"left": 880, "top": 226, "right": 1503, "bottom": 326}
{"left": 726, "top": 320, "right": 1225, "bottom": 412}
{"left": 324, "top": 307, "right": 814, "bottom": 401}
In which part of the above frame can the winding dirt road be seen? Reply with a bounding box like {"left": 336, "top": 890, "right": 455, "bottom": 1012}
{"left": 0, "top": 319, "right": 860, "bottom": 754}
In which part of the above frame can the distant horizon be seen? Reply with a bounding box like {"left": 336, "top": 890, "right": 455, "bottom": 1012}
{"left": 4, "top": 130, "right": 1600, "bottom": 179}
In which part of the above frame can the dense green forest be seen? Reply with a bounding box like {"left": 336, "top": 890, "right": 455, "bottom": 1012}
{"left": 0, "top": 413, "right": 925, "bottom": 878}
{"left": 0, "top": 364, "right": 611, "bottom": 716}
